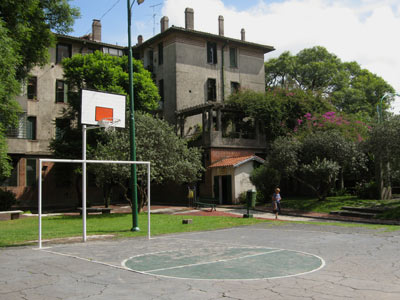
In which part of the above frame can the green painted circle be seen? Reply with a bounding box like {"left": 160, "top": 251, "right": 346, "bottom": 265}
{"left": 123, "top": 246, "right": 324, "bottom": 280}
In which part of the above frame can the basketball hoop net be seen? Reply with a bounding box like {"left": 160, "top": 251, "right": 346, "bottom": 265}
{"left": 98, "top": 117, "right": 121, "bottom": 131}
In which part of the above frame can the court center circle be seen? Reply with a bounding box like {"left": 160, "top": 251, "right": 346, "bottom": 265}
{"left": 122, "top": 246, "right": 325, "bottom": 280}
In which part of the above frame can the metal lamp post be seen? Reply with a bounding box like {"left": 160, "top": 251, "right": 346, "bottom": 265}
{"left": 377, "top": 93, "right": 400, "bottom": 123}
{"left": 127, "top": 0, "right": 144, "bottom": 231}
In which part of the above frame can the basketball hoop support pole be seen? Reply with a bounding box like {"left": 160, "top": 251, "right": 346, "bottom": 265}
{"left": 127, "top": 0, "right": 140, "bottom": 231}
{"left": 82, "top": 125, "right": 87, "bottom": 241}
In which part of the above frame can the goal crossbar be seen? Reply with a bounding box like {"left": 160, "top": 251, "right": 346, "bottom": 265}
{"left": 38, "top": 158, "right": 151, "bottom": 249}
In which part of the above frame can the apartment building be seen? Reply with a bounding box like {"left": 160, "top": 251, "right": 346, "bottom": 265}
{"left": 133, "top": 9, "right": 274, "bottom": 203}
{"left": 2, "top": 20, "right": 125, "bottom": 208}
{"left": 2, "top": 8, "right": 275, "bottom": 207}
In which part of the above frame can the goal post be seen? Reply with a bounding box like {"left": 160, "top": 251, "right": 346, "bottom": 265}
{"left": 38, "top": 158, "right": 151, "bottom": 249}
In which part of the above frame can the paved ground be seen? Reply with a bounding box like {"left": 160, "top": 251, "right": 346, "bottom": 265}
{"left": 1, "top": 217, "right": 400, "bottom": 299}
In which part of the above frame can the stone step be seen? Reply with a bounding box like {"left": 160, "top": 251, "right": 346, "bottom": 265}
{"left": 329, "top": 210, "right": 377, "bottom": 219}
{"left": 341, "top": 206, "right": 386, "bottom": 214}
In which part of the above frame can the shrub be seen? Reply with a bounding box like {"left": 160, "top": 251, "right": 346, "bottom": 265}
{"left": 355, "top": 181, "right": 378, "bottom": 199}
{"left": 250, "top": 164, "right": 281, "bottom": 203}
{"left": 0, "top": 189, "right": 17, "bottom": 211}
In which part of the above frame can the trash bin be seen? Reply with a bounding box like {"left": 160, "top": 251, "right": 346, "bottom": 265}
{"left": 243, "top": 189, "right": 256, "bottom": 218}
{"left": 246, "top": 189, "right": 256, "bottom": 209}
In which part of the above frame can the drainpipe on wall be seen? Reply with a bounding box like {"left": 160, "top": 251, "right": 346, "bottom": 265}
{"left": 221, "top": 41, "right": 228, "bottom": 102}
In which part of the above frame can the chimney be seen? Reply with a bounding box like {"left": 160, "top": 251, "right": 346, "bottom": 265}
{"left": 137, "top": 35, "right": 143, "bottom": 45}
{"left": 185, "top": 8, "right": 194, "bottom": 30}
{"left": 92, "top": 19, "right": 101, "bottom": 42}
{"left": 218, "top": 16, "right": 224, "bottom": 36}
{"left": 160, "top": 16, "right": 169, "bottom": 32}
{"left": 241, "top": 28, "right": 246, "bottom": 41}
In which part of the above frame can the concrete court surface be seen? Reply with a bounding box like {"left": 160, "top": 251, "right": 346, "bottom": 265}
{"left": 1, "top": 222, "right": 400, "bottom": 300}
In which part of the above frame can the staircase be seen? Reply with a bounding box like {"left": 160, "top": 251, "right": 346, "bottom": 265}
{"left": 329, "top": 206, "right": 386, "bottom": 219}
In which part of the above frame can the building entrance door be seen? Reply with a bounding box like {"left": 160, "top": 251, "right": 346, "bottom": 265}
{"left": 213, "top": 175, "right": 232, "bottom": 204}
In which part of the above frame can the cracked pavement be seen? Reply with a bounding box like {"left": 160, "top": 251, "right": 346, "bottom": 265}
{"left": 1, "top": 222, "right": 400, "bottom": 299}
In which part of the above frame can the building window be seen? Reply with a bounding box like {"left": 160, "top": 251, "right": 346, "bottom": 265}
{"left": 26, "top": 116, "right": 36, "bottom": 140}
{"left": 55, "top": 80, "right": 68, "bottom": 103}
{"left": 207, "top": 42, "right": 217, "bottom": 64}
{"left": 27, "top": 77, "right": 37, "bottom": 100}
{"left": 229, "top": 47, "right": 237, "bottom": 68}
{"left": 148, "top": 50, "right": 154, "bottom": 70}
{"left": 158, "top": 43, "right": 163, "bottom": 65}
{"left": 26, "top": 159, "right": 37, "bottom": 187}
{"left": 159, "top": 79, "right": 164, "bottom": 104}
{"left": 0, "top": 158, "right": 18, "bottom": 186}
{"left": 7, "top": 113, "right": 27, "bottom": 138}
{"left": 102, "top": 47, "right": 123, "bottom": 56}
{"left": 231, "top": 81, "right": 240, "bottom": 94}
{"left": 207, "top": 78, "right": 217, "bottom": 101}
{"left": 56, "top": 43, "right": 71, "bottom": 64}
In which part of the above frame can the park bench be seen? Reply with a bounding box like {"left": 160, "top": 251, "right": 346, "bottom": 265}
{"left": 77, "top": 207, "right": 112, "bottom": 215}
{"left": 194, "top": 198, "right": 218, "bottom": 212}
{"left": 0, "top": 210, "right": 23, "bottom": 220}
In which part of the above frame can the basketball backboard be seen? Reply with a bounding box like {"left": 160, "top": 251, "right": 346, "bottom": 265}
{"left": 81, "top": 89, "right": 126, "bottom": 128}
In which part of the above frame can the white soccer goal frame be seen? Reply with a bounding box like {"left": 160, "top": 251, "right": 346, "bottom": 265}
{"left": 38, "top": 158, "right": 151, "bottom": 249}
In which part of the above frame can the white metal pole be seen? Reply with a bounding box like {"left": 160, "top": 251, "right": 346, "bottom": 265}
{"left": 147, "top": 163, "right": 151, "bottom": 239}
{"left": 82, "top": 125, "right": 87, "bottom": 242}
{"left": 38, "top": 159, "right": 42, "bottom": 249}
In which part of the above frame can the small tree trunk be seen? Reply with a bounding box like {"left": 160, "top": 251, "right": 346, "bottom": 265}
{"left": 340, "top": 169, "right": 344, "bottom": 190}
{"left": 103, "top": 184, "right": 112, "bottom": 208}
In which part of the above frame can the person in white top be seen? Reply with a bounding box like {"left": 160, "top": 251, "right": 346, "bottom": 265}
{"left": 272, "top": 188, "right": 282, "bottom": 220}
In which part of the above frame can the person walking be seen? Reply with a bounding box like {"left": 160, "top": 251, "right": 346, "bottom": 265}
{"left": 272, "top": 188, "right": 282, "bottom": 220}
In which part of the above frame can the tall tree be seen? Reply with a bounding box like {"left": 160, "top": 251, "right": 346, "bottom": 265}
{"left": 0, "top": 0, "right": 80, "bottom": 79}
{"left": 227, "top": 88, "right": 333, "bottom": 142}
{"left": 267, "top": 130, "right": 366, "bottom": 201}
{"left": 0, "top": 0, "right": 79, "bottom": 178}
{"left": 0, "top": 21, "right": 21, "bottom": 178}
{"left": 366, "top": 116, "right": 400, "bottom": 199}
{"left": 90, "top": 112, "right": 204, "bottom": 210}
{"left": 50, "top": 51, "right": 160, "bottom": 205}
{"left": 265, "top": 46, "right": 395, "bottom": 118}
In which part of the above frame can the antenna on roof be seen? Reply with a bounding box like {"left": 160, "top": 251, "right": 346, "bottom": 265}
{"left": 150, "top": 3, "right": 162, "bottom": 36}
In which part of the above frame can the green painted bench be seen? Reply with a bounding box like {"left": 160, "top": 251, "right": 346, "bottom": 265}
{"left": 194, "top": 198, "right": 218, "bottom": 212}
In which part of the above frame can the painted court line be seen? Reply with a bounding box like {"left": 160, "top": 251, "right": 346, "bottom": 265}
{"left": 142, "top": 249, "right": 284, "bottom": 273}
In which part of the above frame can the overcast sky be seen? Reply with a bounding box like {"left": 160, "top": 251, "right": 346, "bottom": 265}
{"left": 70, "top": 0, "right": 400, "bottom": 113}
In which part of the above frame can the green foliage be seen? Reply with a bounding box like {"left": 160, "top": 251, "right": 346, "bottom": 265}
{"left": 0, "top": 0, "right": 78, "bottom": 179}
{"left": 227, "top": 88, "right": 333, "bottom": 142}
{"left": 355, "top": 181, "right": 378, "bottom": 199}
{"left": 62, "top": 51, "right": 160, "bottom": 112}
{"left": 0, "top": 0, "right": 80, "bottom": 79}
{"left": 265, "top": 46, "right": 395, "bottom": 118}
{"left": 90, "top": 112, "right": 204, "bottom": 209}
{"left": 267, "top": 131, "right": 367, "bottom": 201}
{"left": 50, "top": 52, "right": 161, "bottom": 157}
{"left": 250, "top": 164, "right": 281, "bottom": 203}
{"left": 294, "top": 111, "right": 371, "bottom": 142}
{"left": 0, "top": 189, "right": 17, "bottom": 211}
{"left": 300, "top": 158, "right": 340, "bottom": 200}
{"left": 0, "top": 21, "right": 21, "bottom": 178}
{"left": 367, "top": 116, "right": 400, "bottom": 171}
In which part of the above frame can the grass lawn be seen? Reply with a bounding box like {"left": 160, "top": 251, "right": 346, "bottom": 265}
{"left": 2, "top": 211, "right": 399, "bottom": 247}
{"left": 279, "top": 195, "right": 400, "bottom": 219}
{"left": 0, "top": 213, "right": 269, "bottom": 247}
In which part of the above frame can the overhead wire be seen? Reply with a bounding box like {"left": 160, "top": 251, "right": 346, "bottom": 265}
{"left": 83, "top": 0, "right": 122, "bottom": 35}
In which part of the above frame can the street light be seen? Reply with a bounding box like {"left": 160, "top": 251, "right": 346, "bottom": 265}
{"left": 127, "top": 0, "right": 144, "bottom": 231}
{"left": 377, "top": 93, "right": 400, "bottom": 123}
